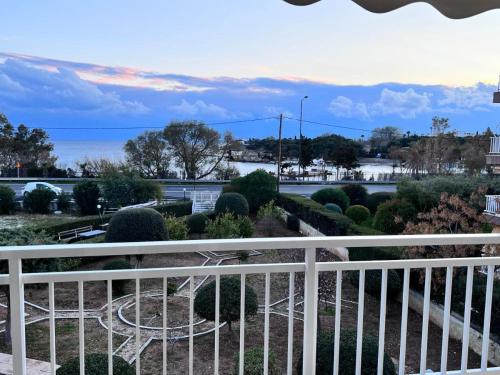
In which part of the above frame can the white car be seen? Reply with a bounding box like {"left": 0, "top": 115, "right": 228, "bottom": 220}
{"left": 21, "top": 182, "right": 63, "bottom": 197}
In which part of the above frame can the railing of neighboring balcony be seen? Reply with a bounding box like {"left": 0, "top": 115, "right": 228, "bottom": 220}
{"left": 485, "top": 195, "right": 500, "bottom": 216}
{"left": 490, "top": 137, "right": 500, "bottom": 154}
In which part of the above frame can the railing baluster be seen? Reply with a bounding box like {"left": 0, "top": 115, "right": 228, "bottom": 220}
{"left": 398, "top": 268, "right": 409, "bottom": 375}
{"left": 135, "top": 278, "right": 141, "bottom": 375}
{"left": 264, "top": 272, "right": 271, "bottom": 375}
{"left": 49, "top": 282, "right": 56, "bottom": 375}
{"left": 287, "top": 272, "right": 295, "bottom": 375}
{"left": 107, "top": 280, "right": 113, "bottom": 375}
{"left": 163, "top": 277, "right": 168, "bottom": 375}
{"left": 440, "top": 266, "right": 453, "bottom": 374}
{"left": 78, "top": 280, "right": 85, "bottom": 375}
{"left": 9, "top": 258, "right": 26, "bottom": 375}
{"left": 333, "top": 270, "right": 342, "bottom": 375}
{"left": 214, "top": 274, "right": 220, "bottom": 374}
{"left": 239, "top": 274, "right": 246, "bottom": 375}
{"left": 355, "top": 269, "right": 365, "bottom": 375}
{"left": 481, "top": 265, "right": 494, "bottom": 371}
{"left": 302, "top": 248, "right": 318, "bottom": 375}
{"left": 189, "top": 276, "right": 194, "bottom": 375}
{"left": 377, "top": 269, "right": 388, "bottom": 375}
{"left": 461, "top": 266, "right": 474, "bottom": 372}
{"left": 419, "top": 267, "right": 432, "bottom": 375}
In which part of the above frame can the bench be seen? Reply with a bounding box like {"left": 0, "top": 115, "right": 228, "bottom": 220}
{"left": 57, "top": 226, "right": 93, "bottom": 241}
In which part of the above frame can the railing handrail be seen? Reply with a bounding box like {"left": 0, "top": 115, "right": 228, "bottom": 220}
{"left": 0, "top": 233, "right": 498, "bottom": 260}
{"left": 490, "top": 137, "right": 500, "bottom": 153}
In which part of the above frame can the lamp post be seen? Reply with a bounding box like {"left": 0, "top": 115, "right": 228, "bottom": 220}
{"left": 298, "top": 95, "right": 308, "bottom": 179}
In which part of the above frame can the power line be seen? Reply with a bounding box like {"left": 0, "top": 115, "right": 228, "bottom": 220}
{"left": 283, "top": 116, "right": 372, "bottom": 133}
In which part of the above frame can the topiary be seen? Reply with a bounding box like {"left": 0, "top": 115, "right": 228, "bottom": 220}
{"left": 287, "top": 214, "right": 300, "bottom": 232}
{"left": 324, "top": 203, "right": 343, "bottom": 214}
{"left": 103, "top": 259, "right": 133, "bottom": 295}
{"left": 341, "top": 184, "right": 368, "bottom": 206}
{"left": 164, "top": 215, "right": 188, "bottom": 240}
{"left": 233, "top": 347, "right": 281, "bottom": 375}
{"left": 366, "top": 192, "right": 395, "bottom": 214}
{"left": 0, "top": 185, "right": 15, "bottom": 214}
{"left": 56, "top": 353, "right": 134, "bottom": 375}
{"left": 345, "top": 205, "right": 370, "bottom": 225}
{"left": 373, "top": 199, "right": 417, "bottom": 234}
{"left": 215, "top": 193, "right": 250, "bottom": 217}
{"left": 229, "top": 169, "right": 277, "bottom": 212}
{"left": 311, "top": 188, "right": 350, "bottom": 212}
{"left": 105, "top": 208, "right": 168, "bottom": 243}
{"left": 57, "top": 193, "right": 71, "bottom": 212}
{"left": 349, "top": 269, "right": 402, "bottom": 299}
{"left": 73, "top": 180, "right": 100, "bottom": 215}
{"left": 297, "top": 329, "right": 396, "bottom": 375}
{"left": 194, "top": 276, "right": 258, "bottom": 331}
{"left": 23, "top": 188, "right": 56, "bottom": 214}
{"left": 186, "top": 213, "right": 209, "bottom": 235}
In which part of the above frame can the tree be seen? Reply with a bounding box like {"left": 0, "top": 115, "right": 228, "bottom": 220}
{"left": 124, "top": 131, "right": 173, "bottom": 178}
{"left": 73, "top": 181, "right": 101, "bottom": 215}
{"left": 327, "top": 144, "right": 359, "bottom": 180}
{"left": 299, "top": 136, "right": 314, "bottom": 172}
{"left": 370, "top": 126, "right": 402, "bottom": 155}
{"left": 163, "top": 121, "right": 235, "bottom": 180}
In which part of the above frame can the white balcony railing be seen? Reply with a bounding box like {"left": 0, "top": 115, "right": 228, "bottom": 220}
{"left": 0, "top": 234, "right": 499, "bottom": 375}
{"left": 490, "top": 137, "right": 500, "bottom": 154}
{"left": 485, "top": 195, "right": 500, "bottom": 215}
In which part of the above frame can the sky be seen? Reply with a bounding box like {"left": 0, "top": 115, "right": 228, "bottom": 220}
{"left": 1, "top": 0, "right": 500, "bottom": 141}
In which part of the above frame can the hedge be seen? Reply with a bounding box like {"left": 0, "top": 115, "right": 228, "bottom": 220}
{"left": 154, "top": 200, "right": 192, "bottom": 217}
{"left": 42, "top": 214, "right": 114, "bottom": 236}
{"left": 278, "top": 193, "right": 353, "bottom": 236}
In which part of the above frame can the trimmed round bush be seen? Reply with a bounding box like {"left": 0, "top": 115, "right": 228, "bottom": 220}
{"left": 57, "top": 353, "right": 134, "bottom": 375}
{"left": 287, "top": 214, "right": 300, "bottom": 232}
{"left": 366, "top": 192, "right": 396, "bottom": 214}
{"left": 186, "top": 213, "right": 209, "bottom": 234}
{"left": 324, "top": 203, "right": 343, "bottom": 214}
{"left": 23, "top": 188, "right": 56, "bottom": 214}
{"left": 233, "top": 347, "right": 280, "bottom": 375}
{"left": 373, "top": 199, "right": 417, "bottom": 234}
{"left": 105, "top": 208, "right": 168, "bottom": 243}
{"left": 229, "top": 169, "right": 277, "bottom": 212}
{"left": 345, "top": 205, "right": 370, "bottom": 225}
{"left": 0, "top": 185, "right": 15, "bottom": 214}
{"left": 349, "top": 269, "right": 402, "bottom": 299}
{"left": 215, "top": 192, "right": 249, "bottom": 217}
{"left": 194, "top": 276, "right": 258, "bottom": 331}
{"left": 341, "top": 184, "right": 368, "bottom": 206}
{"left": 103, "top": 259, "right": 133, "bottom": 295}
{"left": 297, "top": 329, "right": 396, "bottom": 375}
{"left": 73, "top": 180, "right": 100, "bottom": 215}
{"left": 311, "top": 188, "right": 350, "bottom": 212}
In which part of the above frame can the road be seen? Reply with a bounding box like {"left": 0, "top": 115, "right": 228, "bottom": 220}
{"left": 9, "top": 182, "right": 396, "bottom": 199}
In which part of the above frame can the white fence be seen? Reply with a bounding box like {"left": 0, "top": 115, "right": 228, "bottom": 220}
{"left": 486, "top": 195, "right": 500, "bottom": 215}
{"left": 491, "top": 137, "right": 500, "bottom": 154}
{"left": 190, "top": 190, "right": 220, "bottom": 213}
{"left": 0, "top": 234, "right": 499, "bottom": 374}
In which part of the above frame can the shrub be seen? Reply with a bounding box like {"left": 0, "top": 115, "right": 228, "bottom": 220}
{"left": 396, "top": 180, "right": 435, "bottom": 212}
{"left": 345, "top": 205, "right": 370, "bottom": 225}
{"left": 57, "top": 193, "right": 71, "bottom": 212}
{"left": 73, "top": 181, "right": 100, "bottom": 215}
{"left": 186, "top": 213, "right": 209, "bottom": 235}
{"left": 349, "top": 269, "right": 402, "bottom": 299}
{"left": 324, "top": 203, "right": 343, "bottom": 214}
{"left": 154, "top": 200, "right": 192, "bottom": 217}
{"left": 373, "top": 199, "right": 417, "bottom": 234}
{"left": 341, "top": 184, "right": 368, "bottom": 206}
{"left": 105, "top": 208, "right": 168, "bottom": 243}
{"left": 23, "top": 188, "right": 56, "bottom": 214}
{"left": 297, "top": 329, "right": 396, "bottom": 375}
{"left": 215, "top": 193, "right": 249, "bottom": 217}
{"left": 286, "top": 214, "right": 300, "bottom": 232}
{"left": 256, "top": 200, "right": 281, "bottom": 221}
{"left": 206, "top": 213, "right": 253, "bottom": 239}
{"left": 229, "top": 169, "right": 277, "bottom": 212}
{"left": 103, "top": 259, "right": 132, "bottom": 295}
{"left": 101, "top": 171, "right": 162, "bottom": 207}
{"left": 346, "top": 224, "right": 384, "bottom": 236}
{"left": 57, "top": 353, "right": 134, "bottom": 375}
{"left": 164, "top": 215, "right": 188, "bottom": 240}
{"left": 233, "top": 347, "right": 280, "bottom": 375}
{"left": 311, "top": 188, "right": 350, "bottom": 212}
{"left": 348, "top": 246, "right": 402, "bottom": 262}
{"left": 0, "top": 185, "right": 15, "bottom": 214}
{"left": 366, "top": 192, "right": 395, "bottom": 214}
{"left": 194, "top": 276, "right": 258, "bottom": 331}
{"left": 278, "top": 194, "right": 353, "bottom": 236}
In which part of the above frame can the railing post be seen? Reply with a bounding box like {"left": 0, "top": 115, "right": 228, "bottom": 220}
{"left": 8, "top": 258, "right": 26, "bottom": 375}
{"left": 302, "top": 248, "right": 318, "bottom": 375}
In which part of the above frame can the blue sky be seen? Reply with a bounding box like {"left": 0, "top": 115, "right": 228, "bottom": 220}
{"left": 1, "top": 1, "right": 500, "bottom": 140}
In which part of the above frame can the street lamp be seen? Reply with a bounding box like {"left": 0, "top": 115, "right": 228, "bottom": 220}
{"left": 298, "top": 95, "right": 308, "bottom": 179}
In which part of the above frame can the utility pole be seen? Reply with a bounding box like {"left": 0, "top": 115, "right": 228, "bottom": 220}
{"left": 298, "top": 96, "right": 308, "bottom": 180}
{"left": 277, "top": 114, "right": 283, "bottom": 193}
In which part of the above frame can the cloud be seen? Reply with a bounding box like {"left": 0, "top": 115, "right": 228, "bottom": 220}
{"left": 170, "top": 99, "right": 233, "bottom": 119}
{"left": 372, "top": 88, "right": 431, "bottom": 119}
{"left": 328, "top": 96, "right": 370, "bottom": 119}
{"left": 0, "top": 58, "right": 148, "bottom": 114}
{"left": 437, "top": 83, "right": 494, "bottom": 111}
